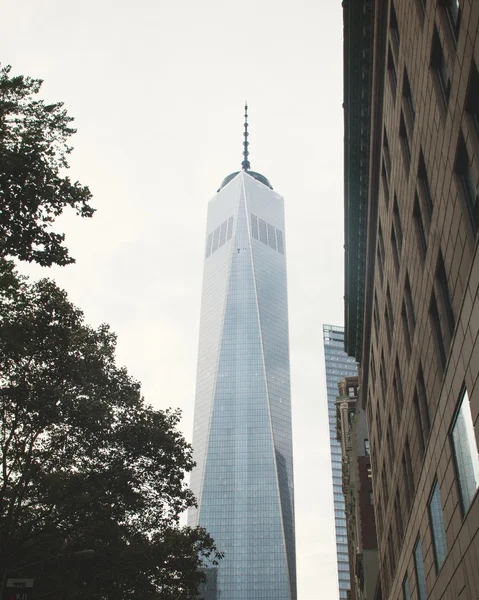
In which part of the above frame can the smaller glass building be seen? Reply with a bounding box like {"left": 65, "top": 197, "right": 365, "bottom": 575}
{"left": 323, "top": 325, "right": 358, "bottom": 599}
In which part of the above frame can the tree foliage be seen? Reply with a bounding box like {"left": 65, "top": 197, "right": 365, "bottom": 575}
{"left": 0, "top": 65, "right": 94, "bottom": 266}
{"left": 0, "top": 260, "right": 220, "bottom": 598}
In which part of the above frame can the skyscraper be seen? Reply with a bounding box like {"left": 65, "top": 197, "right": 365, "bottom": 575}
{"left": 189, "top": 108, "right": 296, "bottom": 600}
{"left": 323, "top": 324, "right": 358, "bottom": 600}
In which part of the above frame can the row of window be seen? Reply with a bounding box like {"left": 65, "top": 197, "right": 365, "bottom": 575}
{"left": 391, "top": 387, "right": 479, "bottom": 598}
{"left": 205, "top": 216, "right": 234, "bottom": 258}
{"left": 250, "top": 214, "right": 285, "bottom": 254}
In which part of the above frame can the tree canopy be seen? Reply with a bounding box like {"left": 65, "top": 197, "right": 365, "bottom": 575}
{"left": 0, "top": 64, "right": 94, "bottom": 266}
{"left": 0, "top": 260, "right": 220, "bottom": 599}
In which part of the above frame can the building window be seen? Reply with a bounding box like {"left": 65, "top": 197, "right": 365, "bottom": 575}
{"left": 418, "top": 149, "right": 433, "bottom": 220}
{"left": 393, "top": 196, "right": 403, "bottom": 251}
{"left": 431, "top": 27, "right": 451, "bottom": 106}
{"left": 455, "top": 132, "right": 478, "bottom": 236}
{"left": 430, "top": 252, "right": 455, "bottom": 371}
{"left": 442, "top": 0, "right": 461, "bottom": 42}
{"left": 374, "top": 291, "right": 381, "bottom": 337}
{"left": 414, "top": 366, "right": 430, "bottom": 457}
{"left": 393, "top": 359, "right": 404, "bottom": 423}
{"left": 402, "top": 574, "right": 411, "bottom": 600}
{"left": 378, "top": 222, "right": 385, "bottom": 283}
{"left": 466, "top": 60, "right": 479, "bottom": 139}
{"left": 399, "top": 112, "right": 411, "bottom": 173}
{"left": 390, "top": 1, "right": 400, "bottom": 55}
{"left": 388, "top": 44, "right": 398, "bottom": 99}
{"left": 430, "top": 292, "right": 447, "bottom": 370}
{"left": 403, "top": 437, "right": 415, "bottom": 513}
{"left": 365, "top": 439, "right": 370, "bottom": 456}
{"left": 451, "top": 388, "right": 479, "bottom": 514}
{"left": 414, "top": 537, "right": 427, "bottom": 600}
{"left": 395, "top": 489, "right": 404, "bottom": 543}
{"left": 428, "top": 480, "right": 448, "bottom": 571}
{"left": 402, "top": 68, "right": 415, "bottom": 132}
{"left": 387, "top": 417, "right": 396, "bottom": 467}
{"left": 369, "top": 489, "right": 374, "bottom": 505}
{"left": 413, "top": 194, "right": 427, "bottom": 261}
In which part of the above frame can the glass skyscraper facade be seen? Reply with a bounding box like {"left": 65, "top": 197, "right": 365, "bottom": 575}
{"left": 189, "top": 168, "right": 296, "bottom": 600}
{"left": 323, "top": 324, "right": 358, "bottom": 599}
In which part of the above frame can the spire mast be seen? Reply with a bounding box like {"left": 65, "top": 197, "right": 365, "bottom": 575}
{"left": 241, "top": 103, "right": 250, "bottom": 171}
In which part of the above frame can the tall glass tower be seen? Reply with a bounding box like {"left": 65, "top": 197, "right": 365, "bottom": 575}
{"left": 322, "top": 325, "right": 358, "bottom": 600}
{"left": 189, "top": 109, "right": 296, "bottom": 600}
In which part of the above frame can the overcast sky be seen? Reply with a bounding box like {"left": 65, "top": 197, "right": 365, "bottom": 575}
{"left": 3, "top": 1, "right": 347, "bottom": 598}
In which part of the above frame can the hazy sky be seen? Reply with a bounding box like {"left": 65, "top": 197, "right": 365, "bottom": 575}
{"left": 2, "top": 1, "right": 347, "bottom": 598}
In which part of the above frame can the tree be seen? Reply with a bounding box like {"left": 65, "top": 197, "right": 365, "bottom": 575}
{"left": 0, "top": 65, "right": 94, "bottom": 266}
{"left": 0, "top": 260, "right": 221, "bottom": 599}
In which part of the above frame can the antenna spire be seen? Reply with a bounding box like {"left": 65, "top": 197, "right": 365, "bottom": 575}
{"left": 241, "top": 103, "right": 250, "bottom": 171}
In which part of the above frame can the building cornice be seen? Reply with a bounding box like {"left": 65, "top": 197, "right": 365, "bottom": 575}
{"left": 343, "top": 0, "right": 374, "bottom": 361}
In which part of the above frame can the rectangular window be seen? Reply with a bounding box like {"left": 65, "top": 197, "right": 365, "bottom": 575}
{"left": 414, "top": 367, "right": 431, "bottom": 457}
{"left": 390, "top": 1, "right": 400, "bottom": 54}
{"left": 403, "top": 437, "right": 415, "bottom": 512}
{"left": 385, "top": 285, "right": 394, "bottom": 348}
{"left": 413, "top": 193, "right": 427, "bottom": 261}
{"left": 466, "top": 60, "right": 479, "bottom": 139}
{"left": 387, "top": 417, "right": 396, "bottom": 466}
{"left": 382, "top": 162, "right": 390, "bottom": 206}
{"left": 258, "top": 218, "right": 268, "bottom": 245}
{"left": 436, "top": 252, "right": 455, "bottom": 343}
{"left": 442, "top": 0, "right": 461, "bottom": 42}
{"left": 395, "top": 489, "right": 404, "bottom": 542}
{"left": 388, "top": 44, "right": 398, "bottom": 99}
{"left": 393, "top": 196, "right": 403, "bottom": 252}
{"left": 267, "top": 223, "right": 277, "bottom": 250}
{"left": 455, "top": 132, "right": 478, "bottom": 235}
{"left": 251, "top": 214, "right": 259, "bottom": 240}
{"left": 227, "top": 215, "right": 234, "bottom": 240}
{"left": 403, "top": 574, "right": 411, "bottom": 600}
{"left": 369, "top": 489, "right": 374, "bottom": 505}
{"left": 365, "top": 439, "right": 370, "bottom": 456}
{"left": 393, "top": 359, "right": 404, "bottom": 423}
{"left": 374, "top": 291, "right": 381, "bottom": 336}
{"left": 451, "top": 388, "right": 479, "bottom": 513}
{"left": 431, "top": 27, "right": 451, "bottom": 106}
{"left": 428, "top": 481, "right": 448, "bottom": 571}
{"left": 418, "top": 149, "right": 434, "bottom": 220}
{"left": 384, "top": 128, "right": 392, "bottom": 177}
{"left": 402, "top": 301, "right": 412, "bottom": 358}
{"left": 399, "top": 112, "right": 411, "bottom": 173}
{"left": 430, "top": 292, "right": 447, "bottom": 370}
{"left": 402, "top": 68, "right": 416, "bottom": 131}
{"left": 392, "top": 227, "right": 400, "bottom": 278}
{"left": 414, "top": 537, "right": 427, "bottom": 600}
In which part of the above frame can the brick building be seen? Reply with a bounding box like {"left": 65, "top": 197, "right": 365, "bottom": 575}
{"left": 336, "top": 376, "right": 379, "bottom": 600}
{"left": 343, "top": 0, "right": 479, "bottom": 599}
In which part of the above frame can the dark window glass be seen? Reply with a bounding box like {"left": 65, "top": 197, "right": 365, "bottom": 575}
{"left": 390, "top": 2, "right": 400, "bottom": 53}
{"left": 455, "top": 132, "right": 479, "bottom": 235}
{"left": 393, "top": 196, "right": 403, "bottom": 251}
{"left": 431, "top": 27, "right": 451, "bottom": 105}
{"left": 418, "top": 149, "right": 434, "bottom": 219}
{"left": 388, "top": 45, "right": 397, "bottom": 98}
{"left": 466, "top": 60, "right": 479, "bottom": 139}
{"left": 413, "top": 193, "right": 427, "bottom": 260}
{"left": 393, "top": 359, "right": 404, "bottom": 423}
{"left": 403, "top": 68, "right": 416, "bottom": 129}
{"left": 392, "top": 227, "right": 400, "bottom": 278}
{"left": 443, "top": 0, "right": 461, "bottom": 41}
{"left": 399, "top": 112, "right": 411, "bottom": 172}
{"left": 430, "top": 292, "right": 447, "bottom": 370}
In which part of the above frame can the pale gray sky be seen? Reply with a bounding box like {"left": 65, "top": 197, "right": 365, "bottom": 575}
{"left": 2, "top": 1, "right": 346, "bottom": 598}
